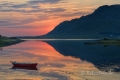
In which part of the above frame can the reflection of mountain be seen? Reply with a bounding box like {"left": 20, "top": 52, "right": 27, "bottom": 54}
{"left": 45, "top": 40, "right": 120, "bottom": 72}
{"left": 36, "top": 5, "right": 120, "bottom": 39}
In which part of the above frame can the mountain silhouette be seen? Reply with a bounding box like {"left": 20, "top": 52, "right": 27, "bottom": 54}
{"left": 37, "top": 5, "right": 120, "bottom": 39}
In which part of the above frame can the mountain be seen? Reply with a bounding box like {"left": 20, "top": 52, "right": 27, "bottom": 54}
{"left": 37, "top": 5, "right": 120, "bottom": 39}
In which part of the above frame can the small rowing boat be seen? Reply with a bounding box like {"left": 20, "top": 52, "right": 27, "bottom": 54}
{"left": 10, "top": 61, "right": 38, "bottom": 67}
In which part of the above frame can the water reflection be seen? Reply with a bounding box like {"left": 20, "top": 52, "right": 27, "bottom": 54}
{"left": 1, "top": 41, "right": 91, "bottom": 80}
{"left": 11, "top": 66, "right": 38, "bottom": 70}
{"left": 0, "top": 47, "right": 2, "bottom": 51}
{"left": 44, "top": 40, "right": 120, "bottom": 72}
{"left": 0, "top": 40, "right": 120, "bottom": 80}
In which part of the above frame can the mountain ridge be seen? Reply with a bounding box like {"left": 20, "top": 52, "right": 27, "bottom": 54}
{"left": 34, "top": 5, "right": 120, "bottom": 39}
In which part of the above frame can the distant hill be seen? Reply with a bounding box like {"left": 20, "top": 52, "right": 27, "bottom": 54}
{"left": 32, "top": 5, "right": 120, "bottom": 39}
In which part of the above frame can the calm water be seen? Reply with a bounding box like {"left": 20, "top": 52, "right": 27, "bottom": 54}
{"left": 0, "top": 40, "right": 120, "bottom": 80}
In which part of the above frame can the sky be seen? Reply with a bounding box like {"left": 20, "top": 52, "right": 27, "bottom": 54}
{"left": 0, "top": 0, "right": 120, "bottom": 37}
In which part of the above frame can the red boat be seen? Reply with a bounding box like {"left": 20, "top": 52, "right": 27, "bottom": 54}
{"left": 10, "top": 61, "right": 38, "bottom": 67}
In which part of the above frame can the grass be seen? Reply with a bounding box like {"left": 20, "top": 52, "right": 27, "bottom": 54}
{"left": 0, "top": 38, "right": 24, "bottom": 47}
{"left": 84, "top": 38, "right": 120, "bottom": 46}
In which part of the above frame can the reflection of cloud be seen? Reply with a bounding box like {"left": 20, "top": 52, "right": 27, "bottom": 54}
{"left": 27, "top": 71, "right": 69, "bottom": 80}
{"left": 39, "top": 62, "right": 66, "bottom": 68}
{"left": 39, "top": 71, "right": 69, "bottom": 80}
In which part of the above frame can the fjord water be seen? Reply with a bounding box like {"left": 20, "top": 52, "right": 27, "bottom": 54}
{"left": 0, "top": 40, "right": 120, "bottom": 80}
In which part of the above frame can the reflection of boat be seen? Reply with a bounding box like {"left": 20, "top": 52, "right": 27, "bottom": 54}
{"left": 10, "top": 61, "right": 38, "bottom": 67}
{"left": 11, "top": 66, "right": 38, "bottom": 70}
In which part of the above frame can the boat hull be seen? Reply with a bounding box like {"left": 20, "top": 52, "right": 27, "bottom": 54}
{"left": 12, "top": 63, "right": 38, "bottom": 67}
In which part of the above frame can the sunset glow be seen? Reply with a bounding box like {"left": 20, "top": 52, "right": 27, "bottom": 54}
{"left": 0, "top": 0, "right": 120, "bottom": 36}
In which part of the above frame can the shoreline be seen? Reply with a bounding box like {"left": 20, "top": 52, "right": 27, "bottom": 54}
{"left": 84, "top": 38, "right": 120, "bottom": 46}
{"left": 0, "top": 39, "right": 25, "bottom": 47}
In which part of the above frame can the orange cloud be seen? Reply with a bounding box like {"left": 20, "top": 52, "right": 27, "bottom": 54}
{"left": 0, "top": 0, "right": 120, "bottom": 36}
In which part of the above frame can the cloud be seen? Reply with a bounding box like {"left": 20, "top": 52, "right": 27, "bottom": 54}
{"left": 44, "top": 8, "right": 66, "bottom": 13}
{"left": 0, "top": 7, "right": 65, "bottom": 13}
{"left": 60, "top": 12, "right": 89, "bottom": 17}
{"left": 0, "top": 25, "right": 41, "bottom": 30}
{"left": 0, "top": 2, "right": 12, "bottom": 7}
{"left": 0, "top": 20, "right": 21, "bottom": 26}
{"left": 0, "top": 18, "right": 36, "bottom": 28}
{"left": 0, "top": 0, "right": 65, "bottom": 14}
{"left": 10, "top": 3, "right": 40, "bottom": 9}
{"left": 28, "top": 0, "right": 62, "bottom": 4}
{"left": 7, "top": 26, "right": 36, "bottom": 29}
{"left": 10, "top": 4, "right": 28, "bottom": 8}
{"left": 0, "top": 6, "right": 66, "bottom": 29}
{"left": 0, "top": 9, "right": 42, "bottom": 13}
{"left": 0, "top": 0, "right": 63, "bottom": 11}
{"left": 0, "top": 16, "right": 49, "bottom": 29}
{"left": 0, "top": 19, "right": 33, "bottom": 28}
{"left": 0, "top": 0, "right": 87, "bottom": 36}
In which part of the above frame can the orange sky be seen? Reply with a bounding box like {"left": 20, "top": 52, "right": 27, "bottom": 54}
{"left": 0, "top": 0, "right": 120, "bottom": 36}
